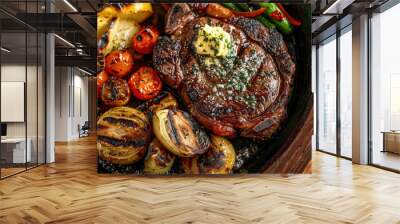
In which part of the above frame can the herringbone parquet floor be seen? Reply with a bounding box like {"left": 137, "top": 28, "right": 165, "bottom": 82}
{"left": 0, "top": 136, "right": 400, "bottom": 224}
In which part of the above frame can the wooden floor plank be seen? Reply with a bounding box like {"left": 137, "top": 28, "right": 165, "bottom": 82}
{"left": 0, "top": 136, "right": 399, "bottom": 223}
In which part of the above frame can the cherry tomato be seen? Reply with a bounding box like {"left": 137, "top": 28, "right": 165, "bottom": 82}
{"left": 128, "top": 66, "right": 162, "bottom": 101}
{"left": 97, "top": 70, "right": 109, "bottom": 98}
{"left": 132, "top": 26, "right": 159, "bottom": 55}
{"left": 104, "top": 50, "right": 133, "bottom": 78}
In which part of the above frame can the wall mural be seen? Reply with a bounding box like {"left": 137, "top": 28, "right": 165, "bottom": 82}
{"left": 97, "top": 3, "right": 312, "bottom": 174}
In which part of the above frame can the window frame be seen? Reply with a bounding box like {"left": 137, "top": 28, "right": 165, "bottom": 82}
{"left": 367, "top": 2, "right": 400, "bottom": 173}
{"left": 315, "top": 24, "right": 353, "bottom": 161}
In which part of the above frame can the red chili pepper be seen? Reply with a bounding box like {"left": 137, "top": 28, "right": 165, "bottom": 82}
{"left": 276, "top": 3, "right": 302, "bottom": 27}
{"left": 270, "top": 10, "right": 284, "bottom": 21}
{"left": 233, "top": 7, "right": 266, "bottom": 18}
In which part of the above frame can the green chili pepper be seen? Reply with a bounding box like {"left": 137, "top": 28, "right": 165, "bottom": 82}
{"left": 258, "top": 3, "right": 293, "bottom": 35}
{"left": 221, "top": 3, "right": 241, "bottom": 11}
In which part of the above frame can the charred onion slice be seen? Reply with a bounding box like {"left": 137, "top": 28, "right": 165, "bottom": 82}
{"left": 144, "top": 138, "right": 176, "bottom": 174}
{"left": 153, "top": 109, "right": 210, "bottom": 157}
{"left": 181, "top": 135, "right": 235, "bottom": 174}
{"left": 97, "top": 106, "right": 152, "bottom": 165}
{"left": 101, "top": 78, "right": 131, "bottom": 107}
{"left": 149, "top": 93, "right": 178, "bottom": 112}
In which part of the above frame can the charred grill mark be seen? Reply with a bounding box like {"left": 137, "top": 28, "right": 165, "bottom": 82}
{"left": 98, "top": 135, "right": 146, "bottom": 148}
{"left": 166, "top": 110, "right": 180, "bottom": 146}
{"left": 173, "top": 4, "right": 182, "bottom": 13}
{"left": 187, "top": 87, "right": 200, "bottom": 104}
{"left": 153, "top": 146, "right": 173, "bottom": 168}
{"left": 111, "top": 84, "right": 118, "bottom": 100}
{"left": 103, "top": 117, "right": 137, "bottom": 128}
{"left": 102, "top": 79, "right": 130, "bottom": 106}
{"left": 199, "top": 150, "right": 225, "bottom": 170}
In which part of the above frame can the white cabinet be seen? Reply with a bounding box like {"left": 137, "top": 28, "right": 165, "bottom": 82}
{"left": 1, "top": 138, "right": 32, "bottom": 163}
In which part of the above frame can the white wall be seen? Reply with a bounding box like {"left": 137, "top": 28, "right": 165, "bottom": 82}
{"left": 54, "top": 66, "right": 89, "bottom": 141}
{"left": 55, "top": 66, "right": 69, "bottom": 141}
{"left": 1, "top": 63, "right": 46, "bottom": 163}
{"left": 1, "top": 65, "right": 35, "bottom": 138}
{"left": 72, "top": 73, "right": 89, "bottom": 138}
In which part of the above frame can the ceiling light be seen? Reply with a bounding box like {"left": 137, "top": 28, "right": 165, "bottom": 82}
{"left": 323, "top": 0, "right": 342, "bottom": 14}
{"left": 322, "top": 0, "right": 355, "bottom": 15}
{"left": 63, "top": 0, "right": 78, "bottom": 12}
{"left": 77, "top": 67, "right": 92, "bottom": 76}
{"left": 1, "top": 47, "right": 11, "bottom": 53}
{"left": 54, "top": 34, "right": 75, "bottom": 48}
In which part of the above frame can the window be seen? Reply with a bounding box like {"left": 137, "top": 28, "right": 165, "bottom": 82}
{"left": 0, "top": 0, "right": 47, "bottom": 179}
{"left": 339, "top": 27, "right": 352, "bottom": 158}
{"left": 370, "top": 3, "right": 400, "bottom": 171}
{"left": 317, "top": 35, "right": 337, "bottom": 154}
{"left": 316, "top": 25, "right": 353, "bottom": 159}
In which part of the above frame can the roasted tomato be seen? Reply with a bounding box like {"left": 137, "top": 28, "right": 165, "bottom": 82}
{"left": 128, "top": 66, "right": 162, "bottom": 100}
{"left": 101, "top": 78, "right": 131, "bottom": 106}
{"left": 104, "top": 50, "right": 134, "bottom": 78}
{"left": 132, "top": 26, "right": 159, "bottom": 54}
{"left": 97, "top": 70, "right": 109, "bottom": 98}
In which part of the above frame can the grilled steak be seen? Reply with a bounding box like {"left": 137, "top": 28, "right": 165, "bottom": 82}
{"left": 153, "top": 3, "right": 295, "bottom": 140}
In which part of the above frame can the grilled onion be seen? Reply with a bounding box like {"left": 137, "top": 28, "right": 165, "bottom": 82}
{"left": 97, "top": 106, "right": 152, "bottom": 165}
{"left": 149, "top": 92, "right": 178, "bottom": 112}
{"left": 152, "top": 108, "right": 210, "bottom": 157}
{"left": 181, "top": 135, "right": 235, "bottom": 174}
{"left": 144, "top": 138, "right": 176, "bottom": 174}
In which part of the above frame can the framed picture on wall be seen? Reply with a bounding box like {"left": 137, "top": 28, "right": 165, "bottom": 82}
{"left": 96, "top": 2, "right": 312, "bottom": 175}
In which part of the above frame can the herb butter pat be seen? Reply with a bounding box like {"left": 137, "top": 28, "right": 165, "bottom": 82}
{"left": 194, "top": 25, "right": 233, "bottom": 57}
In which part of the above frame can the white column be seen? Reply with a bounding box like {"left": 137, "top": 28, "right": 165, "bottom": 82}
{"left": 45, "top": 0, "right": 56, "bottom": 163}
{"left": 46, "top": 32, "right": 55, "bottom": 163}
{"left": 312, "top": 45, "right": 317, "bottom": 151}
{"left": 352, "top": 14, "right": 369, "bottom": 164}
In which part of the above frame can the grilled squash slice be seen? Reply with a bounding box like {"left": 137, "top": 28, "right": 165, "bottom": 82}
{"left": 120, "top": 3, "right": 153, "bottom": 23}
{"left": 103, "top": 17, "right": 140, "bottom": 55}
{"left": 97, "top": 5, "right": 119, "bottom": 38}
